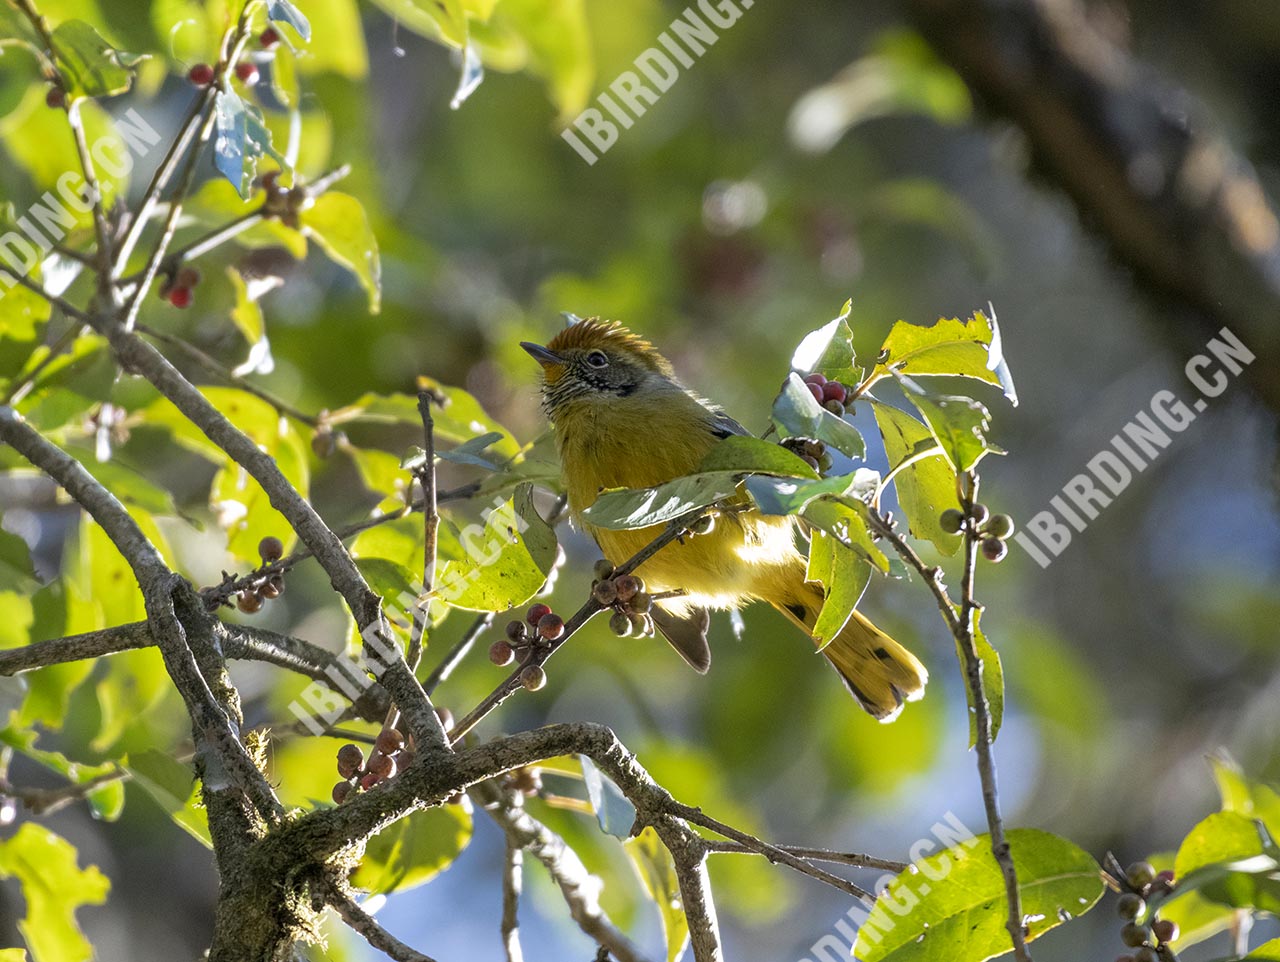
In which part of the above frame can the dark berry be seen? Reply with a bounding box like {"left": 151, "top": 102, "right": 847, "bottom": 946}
{"left": 175, "top": 266, "right": 201, "bottom": 289}
{"left": 807, "top": 382, "right": 825, "bottom": 404}
{"left": 968, "top": 502, "right": 990, "bottom": 526}
{"left": 593, "top": 580, "right": 618, "bottom": 605}
{"left": 259, "top": 27, "right": 281, "bottom": 48}
{"left": 505, "top": 620, "right": 526, "bottom": 642}
{"left": 940, "top": 508, "right": 966, "bottom": 534}
{"left": 801, "top": 454, "right": 820, "bottom": 472}
{"left": 804, "top": 372, "right": 827, "bottom": 386}
{"left": 1152, "top": 919, "right": 1178, "bottom": 944}
{"left": 336, "top": 744, "right": 363, "bottom": 778}
{"left": 375, "top": 728, "right": 405, "bottom": 754}
{"left": 520, "top": 665, "right": 546, "bottom": 691}
{"left": 1133, "top": 949, "right": 1158, "bottom": 962}
{"left": 368, "top": 753, "right": 396, "bottom": 779}
{"left": 537, "top": 612, "right": 565, "bottom": 640}
{"left": 1154, "top": 870, "right": 1175, "bottom": 887}
{"left": 1116, "top": 893, "right": 1144, "bottom": 920}
{"left": 359, "top": 771, "right": 380, "bottom": 791}
{"left": 434, "top": 706, "right": 454, "bottom": 730}
{"left": 609, "top": 611, "right": 632, "bottom": 636}
{"left": 311, "top": 429, "right": 337, "bottom": 459}
{"left": 1120, "top": 922, "right": 1150, "bottom": 948}
{"left": 1126, "top": 862, "right": 1157, "bottom": 891}
{"left": 822, "top": 381, "right": 848, "bottom": 404}
{"left": 526, "top": 603, "right": 552, "bottom": 626}
{"left": 258, "top": 535, "right": 284, "bottom": 562}
{"left": 45, "top": 86, "right": 66, "bottom": 109}
{"left": 614, "top": 575, "right": 642, "bottom": 602}
{"left": 188, "top": 63, "right": 215, "bottom": 86}
{"left": 168, "top": 286, "right": 193, "bottom": 308}
{"left": 235, "top": 61, "right": 259, "bottom": 85}
{"left": 985, "top": 514, "right": 1015, "bottom": 539}
{"left": 236, "top": 590, "right": 262, "bottom": 614}
{"left": 258, "top": 577, "right": 281, "bottom": 600}
{"left": 628, "top": 591, "right": 652, "bottom": 614}
{"left": 489, "top": 640, "right": 514, "bottom": 666}
{"left": 689, "top": 513, "right": 715, "bottom": 534}
{"left": 823, "top": 399, "right": 845, "bottom": 417}
{"left": 981, "top": 538, "right": 1008, "bottom": 563}
{"left": 331, "top": 781, "right": 353, "bottom": 804}
{"left": 592, "top": 559, "right": 615, "bottom": 580}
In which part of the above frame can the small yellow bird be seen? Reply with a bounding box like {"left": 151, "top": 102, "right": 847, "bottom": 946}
{"left": 522, "top": 318, "right": 927, "bottom": 720}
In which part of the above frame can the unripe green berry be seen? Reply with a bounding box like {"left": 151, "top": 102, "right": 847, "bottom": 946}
{"left": 628, "top": 591, "right": 653, "bottom": 614}
{"left": 1116, "top": 893, "right": 1145, "bottom": 920}
{"left": 985, "top": 514, "right": 1015, "bottom": 539}
{"left": 1126, "top": 862, "right": 1157, "bottom": 891}
{"left": 1120, "top": 922, "right": 1150, "bottom": 948}
{"left": 940, "top": 509, "right": 966, "bottom": 534}
{"left": 592, "top": 559, "right": 615, "bottom": 580}
{"left": 609, "top": 611, "right": 633, "bottom": 636}
{"left": 823, "top": 399, "right": 845, "bottom": 417}
{"left": 520, "top": 665, "right": 547, "bottom": 691}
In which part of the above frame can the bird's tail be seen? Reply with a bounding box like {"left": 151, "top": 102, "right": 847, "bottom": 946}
{"left": 772, "top": 580, "right": 927, "bottom": 722}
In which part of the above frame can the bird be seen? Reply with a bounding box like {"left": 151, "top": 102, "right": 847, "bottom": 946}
{"left": 521, "top": 318, "right": 927, "bottom": 721}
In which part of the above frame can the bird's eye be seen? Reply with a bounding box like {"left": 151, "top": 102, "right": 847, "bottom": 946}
{"left": 585, "top": 350, "right": 609, "bottom": 369}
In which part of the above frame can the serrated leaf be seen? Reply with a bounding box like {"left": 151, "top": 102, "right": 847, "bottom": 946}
{"left": 790, "top": 302, "right": 862, "bottom": 386}
{"left": 871, "top": 399, "right": 960, "bottom": 555}
{"left": 624, "top": 826, "right": 689, "bottom": 962}
{"left": 51, "top": 20, "right": 139, "bottom": 99}
{"left": 853, "top": 829, "right": 1103, "bottom": 962}
{"left": 955, "top": 609, "right": 1003, "bottom": 746}
{"left": 0, "top": 824, "right": 110, "bottom": 962}
{"left": 771, "top": 373, "right": 865, "bottom": 459}
{"left": 351, "top": 803, "right": 472, "bottom": 895}
{"left": 580, "top": 754, "right": 636, "bottom": 838}
{"left": 866, "top": 311, "right": 1016, "bottom": 402}
{"left": 301, "top": 191, "right": 381, "bottom": 313}
{"left": 903, "top": 382, "right": 1004, "bottom": 473}
{"left": 435, "top": 483, "right": 557, "bottom": 610}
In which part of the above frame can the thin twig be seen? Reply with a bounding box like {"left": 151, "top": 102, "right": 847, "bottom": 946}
{"left": 0, "top": 266, "right": 90, "bottom": 321}
{"left": 423, "top": 612, "right": 495, "bottom": 696}
{"left": 701, "top": 840, "right": 906, "bottom": 873}
{"left": 324, "top": 882, "right": 439, "bottom": 962}
{"left": 0, "top": 766, "right": 126, "bottom": 817}
{"left": 502, "top": 837, "right": 525, "bottom": 962}
{"left": 407, "top": 391, "right": 439, "bottom": 673}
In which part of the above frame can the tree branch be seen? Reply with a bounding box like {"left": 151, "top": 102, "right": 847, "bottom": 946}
{"left": 502, "top": 837, "right": 525, "bottom": 962}
{"left": 322, "top": 880, "right": 439, "bottom": 962}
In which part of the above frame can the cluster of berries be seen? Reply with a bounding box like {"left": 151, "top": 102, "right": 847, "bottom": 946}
{"left": 188, "top": 29, "right": 280, "bottom": 89}
{"left": 258, "top": 169, "right": 310, "bottom": 229}
{"left": 802, "top": 372, "right": 853, "bottom": 418}
{"left": 489, "top": 603, "right": 562, "bottom": 691}
{"left": 590, "top": 561, "right": 656, "bottom": 638}
{"left": 939, "top": 503, "right": 1015, "bottom": 563}
{"left": 157, "top": 266, "right": 201, "bottom": 309}
{"left": 331, "top": 723, "right": 411, "bottom": 803}
{"left": 234, "top": 536, "right": 287, "bottom": 614}
{"left": 1115, "top": 861, "right": 1179, "bottom": 962}
{"left": 782, "top": 437, "right": 834, "bottom": 476}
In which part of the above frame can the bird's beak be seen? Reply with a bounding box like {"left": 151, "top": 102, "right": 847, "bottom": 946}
{"left": 520, "top": 342, "right": 564, "bottom": 369}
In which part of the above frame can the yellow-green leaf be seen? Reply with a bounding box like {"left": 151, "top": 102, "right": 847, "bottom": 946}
{"left": 624, "top": 826, "right": 689, "bottom": 962}
{"left": 301, "top": 191, "right": 381, "bottom": 313}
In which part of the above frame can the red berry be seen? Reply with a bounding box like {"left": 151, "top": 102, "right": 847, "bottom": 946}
{"left": 235, "top": 62, "right": 259, "bottom": 85}
{"left": 537, "top": 612, "right": 565, "bottom": 640}
{"left": 45, "top": 86, "right": 66, "bottom": 109}
{"left": 359, "top": 771, "right": 379, "bottom": 791}
{"left": 188, "top": 63, "right": 215, "bottom": 86}
{"left": 489, "top": 640, "right": 514, "bottom": 666}
{"left": 168, "top": 286, "right": 193, "bottom": 308}
{"left": 1155, "top": 870, "right": 1175, "bottom": 886}
{"left": 526, "top": 603, "right": 552, "bottom": 626}
{"left": 807, "top": 382, "right": 824, "bottom": 404}
{"left": 259, "top": 27, "right": 281, "bottom": 48}
{"left": 614, "top": 575, "right": 642, "bottom": 602}
{"left": 336, "top": 744, "right": 363, "bottom": 778}
{"left": 804, "top": 372, "right": 827, "bottom": 386}
{"left": 368, "top": 753, "right": 396, "bottom": 779}
{"left": 822, "top": 381, "right": 848, "bottom": 404}
{"left": 375, "top": 728, "right": 405, "bottom": 754}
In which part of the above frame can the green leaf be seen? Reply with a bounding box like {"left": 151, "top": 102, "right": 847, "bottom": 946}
{"left": 0, "top": 727, "right": 125, "bottom": 821}
{"left": 1145, "top": 850, "right": 1237, "bottom": 952}
{"left": 1212, "top": 756, "right": 1280, "bottom": 837}
{"left": 789, "top": 300, "right": 863, "bottom": 386}
{"left": 870, "top": 399, "right": 960, "bottom": 555}
{"left": 226, "top": 267, "right": 272, "bottom": 376}
{"left": 771, "top": 373, "right": 866, "bottom": 459}
{"left": 955, "top": 610, "right": 1004, "bottom": 747}
{"left": 0, "top": 278, "right": 52, "bottom": 348}
{"left": 742, "top": 471, "right": 877, "bottom": 518}
{"left": 185, "top": 178, "right": 306, "bottom": 257}
{"left": 331, "top": 384, "right": 520, "bottom": 460}
{"left": 1173, "top": 812, "right": 1280, "bottom": 915}
{"left": 903, "top": 384, "right": 1004, "bottom": 473}
{"left": 433, "top": 430, "right": 505, "bottom": 470}
{"left": 1245, "top": 938, "right": 1280, "bottom": 960}
{"left": 624, "top": 826, "right": 689, "bottom": 962}
{"left": 50, "top": 20, "right": 139, "bottom": 100}
{"left": 583, "top": 472, "right": 742, "bottom": 531}
{"left": 697, "top": 435, "right": 819, "bottom": 479}
{"left": 853, "top": 828, "right": 1103, "bottom": 962}
{"left": 351, "top": 803, "right": 472, "bottom": 895}
{"left": 435, "top": 483, "right": 557, "bottom": 610}
{"left": 580, "top": 754, "right": 636, "bottom": 838}
{"left": 866, "top": 311, "right": 1016, "bottom": 401}
{"left": 125, "top": 749, "right": 212, "bottom": 848}
{"left": 474, "top": 0, "right": 594, "bottom": 120}
{"left": 805, "top": 528, "right": 871, "bottom": 650}
{"left": 301, "top": 191, "right": 381, "bottom": 313}
{"left": 0, "top": 823, "right": 110, "bottom": 962}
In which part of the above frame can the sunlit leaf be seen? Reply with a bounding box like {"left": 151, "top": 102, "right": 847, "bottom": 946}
{"left": 0, "top": 727, "right": 124, "bottom": 821}
{"left": 351, "top": 803, "right": 472, "bottom": 895}
{"left": 853, "top": 829, "right": 1103, "bottom": 962}
{"left": 870, "top": 399, "right": 960, "bottom": 555}
{"left": 1173, "top": 812, "right": 1280, "bottom": 915}
{"left": 51, "top": 20, "right": 139, "bottom": 99}
{"left": 0, "top": 824, "right": 110, "bottom": 962}
{"left": 125, "top": 749, "right": 212, "bottom": 848}
{"left": 953, "top": 609, "right": 1004, "bottom": 746}
{"left": 697, "top": 435, "right": 818, "bottom": 479}
{"left": 583, "top": 472, "right": 741, "bottom": 531}
{"left": 902, "top": 383, "right": 1004, "bottom": 473}
{"left": 790, "top": 301, "right": 862, "bottom": 386}
{"left": 624, "top": 827, "right": 689, "bottom": 962}
{"left": 301, "top": 191, "right": 381, "bottom": 313}
{"left": 865, "top": 311, "right": 1016, "bottom": 402}
{"left": 805, "top": 528, "right": 871, "bottom": 650}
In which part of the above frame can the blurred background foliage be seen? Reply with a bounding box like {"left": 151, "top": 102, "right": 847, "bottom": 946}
{"left": 0, "top": 0, "right": 1277, "bottom": 960}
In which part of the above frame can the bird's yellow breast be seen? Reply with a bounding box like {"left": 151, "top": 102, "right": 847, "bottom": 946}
{"left": 554, "top": 394, "right": 802, "bottom": 612}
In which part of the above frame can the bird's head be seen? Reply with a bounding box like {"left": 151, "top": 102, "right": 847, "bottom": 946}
{"left": 521, "top": 319, "right": 676, "bottom": 420}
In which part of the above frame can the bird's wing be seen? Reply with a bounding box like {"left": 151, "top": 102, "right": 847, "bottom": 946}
{"left": 708, "top": 409, "right": 752, "bottom": 439}
{"left": 650, "top": 604, "right": 712, "bottom": 674}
